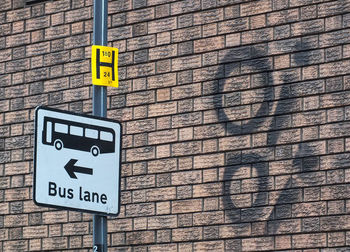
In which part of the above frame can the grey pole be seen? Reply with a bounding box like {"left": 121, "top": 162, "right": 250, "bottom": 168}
{"left": 92, "top": 0, "right": 108, "bottom": 251}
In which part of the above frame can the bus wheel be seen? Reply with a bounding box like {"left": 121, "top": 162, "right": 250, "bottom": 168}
{"left": 54, "top": 140, "right": 63, "bottom": 150}
{"left": 91, "top": 146, "right": 100, "bottom": 157}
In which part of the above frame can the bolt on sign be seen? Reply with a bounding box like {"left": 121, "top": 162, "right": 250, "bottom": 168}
{"left": 33, "top": 106, "right": 122, "bottom": 216}
{"left": 91, "top": 45, "right": 119, "bottom": 87}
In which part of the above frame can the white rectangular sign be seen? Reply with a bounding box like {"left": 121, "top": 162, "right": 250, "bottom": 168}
{"left": 33, "top": 106, "right": 122, "bottom": 216}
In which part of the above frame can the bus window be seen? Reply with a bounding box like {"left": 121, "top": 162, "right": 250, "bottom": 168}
{"left": 70, "top": 126, "right": 83, "bottom": 136}
{"left": 100, "top": 131, "right": 113, "bottom": 142}
{"left": 86, "top": 128, "right": 98, "bottom": 139}
{"left": 55, "top": 123, "right": 68, "bottom": 134}
{"left": 46, "top": 121, "right": 52, "bottom": 143}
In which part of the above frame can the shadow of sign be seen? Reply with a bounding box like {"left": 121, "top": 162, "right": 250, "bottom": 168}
{"left": 214, "top": 42, "right": 317, "bottom": 233}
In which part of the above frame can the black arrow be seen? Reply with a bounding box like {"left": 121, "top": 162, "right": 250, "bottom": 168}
{"left": 64, "top": 159, "right": 93, "bottom": 179}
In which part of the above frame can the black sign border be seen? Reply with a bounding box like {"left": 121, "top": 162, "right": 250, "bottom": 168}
{"left": 33, "top": 106, "right": 122, "bottom": 217}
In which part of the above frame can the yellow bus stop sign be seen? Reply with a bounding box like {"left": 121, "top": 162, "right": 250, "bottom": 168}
{"left": 91, "top": 45, "right": 119, "bottom": 87}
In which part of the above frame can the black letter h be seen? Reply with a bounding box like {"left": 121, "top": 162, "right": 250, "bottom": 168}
{"left": 96, "top": 49, "right": 115, "bottom": 81}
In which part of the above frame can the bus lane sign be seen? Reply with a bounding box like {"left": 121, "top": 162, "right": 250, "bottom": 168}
{"left": 33, "top": 106, "right": 122, "bottom": 216}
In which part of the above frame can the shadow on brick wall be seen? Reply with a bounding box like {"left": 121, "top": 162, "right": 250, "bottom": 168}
{"left": 214, "top": 42, "right": 315, "bottom": 233}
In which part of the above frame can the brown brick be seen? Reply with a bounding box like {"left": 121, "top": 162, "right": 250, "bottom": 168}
{"left": 148, "top": 101, "right": 177, "bottom": 117}
{"left": 275, "top": 235, "right": 291, "bottom": 250}
{"left": 193, "top": 182, "right": 222, "bottom": 197}
{"left": 156, "top": 88, "right": 171, "bottom": 102}
{"left": 321, "top": 184, "right": 350, "bottom": 200}
{"left": 320, "top": 29, "right": 350, "bottom": 48}
{"left": 26, "top": 16, "right": 50, "bottom": 31}
{"left": 242, "top": 28, "right": 273, "bottom": 44}
{"left": 172, "top": 199, "right": 202, "bottom": 214}
{"left": 194, "top": 36, "right": 225, "bottom": 53}
{"left": 155, "top": 4, "right": 170, "bottom": 18}
{"left": 5, "top": 188, "right": 29, "bottom": 201}
{"left": 320, "top": 215, "right": 350, "bottom": 231}
{"left": 26, "top": 42, "right": 50, "bottom": 57}
{"left": 269, "top": 189, "right": 302, "bottom": 205}
{"left": 193, "top": 153, "right": 224, "bottom": 169}
{"left": 219, "top": 224, "right": 248, "bottom": 239}
{"left": 149, "top": 244, "right": 177, "bottom": 252}
{"left": 127, "top": 62, "right": 155, "bottom": 78}
{"left": 63, "top": 60, "right": 89, "bottom": 76}
{"left": 172, "top": 26, "right": 202, "bottom": 43}
{"left": 242, "top": 237, "right": 274, "bottom": 251}
{"left": 0, "top": 49, "right": 11, "bottom": 63}
{"left": 218, "top": 18, "right": 249, "bottom": 34}
{"left": 268, "top": 38, "right": 301, "bottom": 55}
{"left": 127, "top": 35, "right": 156, "bottom": 51}
{"left": 320, "top": 153, "right": 350, "bottom": 170}
{"left": 291, "top": 202, "right": 327, "bottom": 217}
{"left": 269, "top": 159, "right": 301, "bottom": 175}
{"left": 148, "top": 17, "right": 177, "bottom": 34}
{"left": 149, "top": 44, "right": 177, "bottom": 61}
{"left": 267, "top": 9, "right": 299, "bottom": 26}
{"left": 328, "top": 232, "right": 346, "bottom": 247}
{"left": 148, "top": 129, "right": 177, "bottom": 145}
{"left": 172, "top": 55, "right": 201, "bottom": 71}
{"left": 291, "top": 19, "right": 324, "bottom": 36}
{"left": 45, "top": 0, "right": 70, "bottom": 14}
{"left": 126, "top": 90, "right": 155, "bottom": 106}
{"left": 146, "top": 187, "right": 176, "bottom": 201}
{"left": 6, "top": 8, "right": 30, "bottom": 22}
{"left": 64, "top": 34, "right": 90, "bottom": 50}
{"left": 45, "top": 25, "right": 70, "bottom": 40}
{"left": 172, "top": 227, "right": 202, "bottom": 241}
{"left": 320, "top": 122, "right": 350, "bottom": 139}
{"left": 108, "top": 219, "right": 133, "bottom": 233}
{"left": 194, "top": 9, "right": 223, "bottom": 25}
{"left": 43, "top": 237, "right": 68, "bottom": 250}
{"left": 62, "top": 223, "right": 88, "bottom": 236}
{"left": 148, "top": 158, "right": 177, "bottom": 174}
{"left": 65, "top": 7, "right": 91, "bottom": 23}
{"left": 194, "top": 211, "right": 224, "bottom": 226}
{"left": 127, "top": 119, "right": 155, "bottom": 134}
{"left": 171, "top": 0, "right": 200, "bottom": 15}
{"left": 292, "top": 233, "right": 326, "bottom": 248}
{"left": 108, "top": 0, "right": 131, "bottom": 13}
{"left": 4, "top": 162, "right": 30, "bottom": 176}
{"left": 126, "top": 174, "right": 155, "bottom": 190}
{"left": 194, "top": 241, "right": 224, "bottom": 251}
{"left": 125, "top": 203, "right": 155, "bottom": 217}
{"left": 3, "top": 240, "right": 28, "bottom": 252}
{"left": 219, "top": 135, "right": 251, "bottom": 151}
{"left": 318, "top": 0, "right": 350, "bottom": 17}
{"left": 292, "top": 140, "right": 326, "bottom": 158}
{"left": 327, "top": 200, "right": 345, "bottom": 215}
{"left": 148, "top": 215, "right": 177, "bottom": 229}
{"left": 172, "top": 141, "right": 201, "bottom": 156}
{"left": 29, "top": 239, "right": 41, "bottom": 251}
{"left": 172, "top": 170, "right": 201, "bottom": 186}
{"left": 172, "top": 83, "right": 201, "bottom": 100}
{"left": 320, "top": 60, "right": 350, "bottom": 78}
{"left": 292, "top": 171, "right": 326, "bottom": 187}
{"left": 23, "top": 226, "right": 47, "bottom": 239}
{"left": 6, "top": 33, "right": 30, "bottom": 48}
{"left": 42, "top": 211, "right": 68, "bottom": 224}
{"left": 127, "top": 8, "right": 154, "bottom": 24}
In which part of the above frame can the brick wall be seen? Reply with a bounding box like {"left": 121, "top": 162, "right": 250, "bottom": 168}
{"left": 1, "top": 0, "right": 350, "bottom": 251}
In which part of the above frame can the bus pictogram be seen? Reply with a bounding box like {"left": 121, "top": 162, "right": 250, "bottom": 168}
{"left": 42, "top": 116, "right": 115, "bottom": 156}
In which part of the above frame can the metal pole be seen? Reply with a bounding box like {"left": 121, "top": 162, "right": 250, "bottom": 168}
{"left": 92, "top": 0, "right": 108, "bottom": 251}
